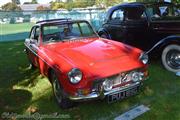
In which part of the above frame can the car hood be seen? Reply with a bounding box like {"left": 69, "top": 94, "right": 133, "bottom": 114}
{"left": 43, "top": 37, "right": 143, "bottom": 78}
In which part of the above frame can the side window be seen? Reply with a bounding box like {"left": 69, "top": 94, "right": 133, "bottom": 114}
{"left": 30, "top": 26, "right": 40, "bottom": 41}
{"left": 30, "top": 27, "right": 35, "bottom": 39}
{"left": 126, "top": 7, "right": 147, "bottom": 21}
{"left": 79, "top": 22, "right": 93, "bottom": 36}
{"left": 111, "top": 9, "right": 124, "bottom": 22}
{"left": 34, "top": 27, "right": 40, "bottom": 41}
{"left": 71, "top": 23, "right": 81, "bottom": 36}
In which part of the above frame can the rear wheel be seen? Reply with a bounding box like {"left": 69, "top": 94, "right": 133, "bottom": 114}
{"left": 161, "top": 44, "right": 180, "bottom": 73}
{"left": 51, "top": 71, "right": 74, "bottom": 109}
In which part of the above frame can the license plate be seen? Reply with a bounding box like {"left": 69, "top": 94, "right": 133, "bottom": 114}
{"left": 107, "top": 86, "right": 140, "bottom": 103}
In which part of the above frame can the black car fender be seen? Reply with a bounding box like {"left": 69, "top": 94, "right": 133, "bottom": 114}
{"left": 146, "top": 35, "right": 180, "bottom": 55}
{"left": 98, "top": 28, "right": 112, "bottom": 39}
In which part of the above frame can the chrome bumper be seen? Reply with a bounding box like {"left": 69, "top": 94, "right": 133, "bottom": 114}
{"left": 69, "top": 82, "right": 141, "bottom": 101}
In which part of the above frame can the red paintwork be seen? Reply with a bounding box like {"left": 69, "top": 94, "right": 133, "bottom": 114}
{"left": 27, "top": 37, "right": 147, "bottom": 96}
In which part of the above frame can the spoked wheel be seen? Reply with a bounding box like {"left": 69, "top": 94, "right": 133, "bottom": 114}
{"left": 162, "top": 44, "right": 180, "bottom": 73}
{"left": 51, "top": 71, "right": 74, "bottom": 109}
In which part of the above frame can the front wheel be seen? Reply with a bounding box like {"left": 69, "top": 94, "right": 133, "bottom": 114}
{"left": 51, "top": 71, "right": 74, "bottom": 109}
{"left": 161, "top": 44, "right": 180, "bottom": 73}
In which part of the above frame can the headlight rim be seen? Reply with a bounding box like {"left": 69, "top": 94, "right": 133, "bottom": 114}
{"left": 139, "top": 52, "right": 149, "bottom": 65}
{"left": 68, "top": 68, "right": 83, "bottom": 84}
{"left": 103, "top": 78, "right": 113, "bottom": 91}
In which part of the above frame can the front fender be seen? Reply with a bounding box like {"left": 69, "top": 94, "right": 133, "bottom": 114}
{"left": 146, "top": 35, "right": 180, "bottom": 54}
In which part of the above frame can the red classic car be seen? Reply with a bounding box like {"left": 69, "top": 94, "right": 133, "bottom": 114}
{"left": 25, "top": 19, "right": 149, "bottom": 108}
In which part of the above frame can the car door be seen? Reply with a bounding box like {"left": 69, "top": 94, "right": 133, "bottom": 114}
{"left": 106, "top": 8, "right": 127, "bottom": 41}
{"left": 25, "top": 26, "right": 40, "bottom": 67}
{"left": 123, "top": 7, "right": 149, "bottom": 50}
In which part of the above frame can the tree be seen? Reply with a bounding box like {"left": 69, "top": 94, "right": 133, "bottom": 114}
{"left": 172, "top": 0, "right": 180, "bottom": 3}
{"left": 95, "top": 0, "right": 123, "bottom": 8}
{"left": 12, "top": 0, "right": 20, "bottom": 4}
{"left": 1, "top": 2, "right": 22, "bottom": 11}
{"left": 1, "top": 2, "right": 22, "bottom": 24}
{"left": 50, "top": 2, "right": 65, "bottom": 10}
{"left": 32, "top": 0, "right": 38, "bottom": 4}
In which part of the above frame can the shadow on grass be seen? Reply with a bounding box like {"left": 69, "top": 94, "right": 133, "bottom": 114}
{"left": 0, "top": 89, "right": 32, "bottom": 114}
{"left": 0, "top": 41, "right": 40, "bottom": 114}
{"left": 0, "top": 41, "right": 40, "bottom": 88}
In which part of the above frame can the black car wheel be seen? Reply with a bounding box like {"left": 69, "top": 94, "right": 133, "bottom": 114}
{"left": 51, "top": 70, "right": 74, "bottom": 109}
{"left": 162, "top": 44, "right": 180, "bottom": 73}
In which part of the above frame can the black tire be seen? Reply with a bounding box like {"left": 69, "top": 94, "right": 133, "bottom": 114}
{"left": 161, "top": 44, "right": 180, "bottom": 73}
{"left": 51, "top": 71, "right": 74, "bottom": 109}
{"left": 100, "top": 32, "right": 110, "bottom": 39}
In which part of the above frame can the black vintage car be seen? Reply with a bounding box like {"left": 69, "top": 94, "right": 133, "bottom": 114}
{"left": 98, "top": 2, "right": 180, "bottom": 73}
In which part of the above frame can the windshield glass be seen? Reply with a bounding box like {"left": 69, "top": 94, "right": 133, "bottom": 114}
{"left": 146, "top": 4, "right": 180, "bottom": 21}
{"left": 42, "top": 21, "right": 97, "bottom": 43}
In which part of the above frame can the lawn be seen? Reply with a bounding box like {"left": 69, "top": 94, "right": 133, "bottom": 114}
{"left": 0, "top": 23, "right": 34, "bottom": 35}
{"left": 0, "top": 41, "right": 180, "bottom": 120}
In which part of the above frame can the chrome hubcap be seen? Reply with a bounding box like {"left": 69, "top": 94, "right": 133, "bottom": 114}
{"left": 167, "top": 50, "right": 180, "bottom": 69}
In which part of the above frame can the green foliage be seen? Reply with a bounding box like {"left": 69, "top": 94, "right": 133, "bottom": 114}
{"left": 172, "top": 0, "right": 180, "bottom": 3}
{"left": 31, "top": 0, "right": 38, "bottom": 4}
{"left": 50, "top": 2, "right": 65, "bottom": 10}
{"left": 50, "top": 0, "right": 96, "bottom": 10}
{"left": 11, "top": 0, "right": 20, "bottom": 4}
{"left": 96, "top": 0, "right": 124, "bottom": 8}
{"left": 1, "top": 2, "right": 22, "bottom": 11}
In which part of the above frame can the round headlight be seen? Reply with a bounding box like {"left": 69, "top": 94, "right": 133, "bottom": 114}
{"left": 103, "top": 79, "right": 113, "bottom": 91}
{"left": 131, "top": 72, "right": 144, "bottom": 82}
{"left": 131, "top": 72, "right": 140, "bottom": 82}
{"left": 68, "top": 68, "right": 82, "bottom": 84}
{"left": 139, "top": 53, "right": 149, "bottom": 64}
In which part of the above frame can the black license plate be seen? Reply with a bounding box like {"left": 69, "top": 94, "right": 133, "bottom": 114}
{"left": 107, "top": 86, "right": 140, "bottom": 103}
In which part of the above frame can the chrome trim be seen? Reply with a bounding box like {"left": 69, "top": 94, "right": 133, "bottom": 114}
{"left": 104, "top": 82, "right": 140, "bottom": 96}
{"left": 24, "top": 42, "right": 52, "bottom": 67}
{"left": 69, "top": 92, "right": 100, "bottom": 100}
{"left": 69, "top": 82, "right": 141, "bottom": 101}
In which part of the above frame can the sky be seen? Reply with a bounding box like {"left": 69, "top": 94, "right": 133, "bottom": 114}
{"left": 0, "top": 0, "right": 55, "bottom": 6}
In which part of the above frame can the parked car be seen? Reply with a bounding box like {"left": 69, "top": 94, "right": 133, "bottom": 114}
{"left": 25, "top": 19, "right": 148, "bottom": 108}
{"left": 98, "top": 2, "right": 180, "bottom": 73}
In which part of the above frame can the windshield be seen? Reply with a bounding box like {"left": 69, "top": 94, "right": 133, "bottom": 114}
{"left": 42, "top": 21, "right": 97, "bottom": 43}
{"left": 146, "top": 4, "right": 180, "bottom": 21}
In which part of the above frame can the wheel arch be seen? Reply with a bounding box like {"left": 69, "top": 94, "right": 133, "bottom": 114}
{"left": 47, "top": 65, "right": 62, "bottom": 83}
{"left": 98, "top": 28, "right": 112, "bottom": 39}
{"left": 147, "top": 35, "right": 180, "bottom": 56}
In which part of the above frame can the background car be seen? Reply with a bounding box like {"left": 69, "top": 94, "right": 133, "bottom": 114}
{"left": 98, "top": 2, "right": 180, "bottom": 73}
{"left": 25, "top": 19, "right": 148, "bottom": 108}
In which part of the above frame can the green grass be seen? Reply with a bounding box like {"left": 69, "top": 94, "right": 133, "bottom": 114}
{"left": 0, "top": 23, "right": 34, "bottom": 35}
{"left": 0, "top": 41, "right": 180, "bottom": 120}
